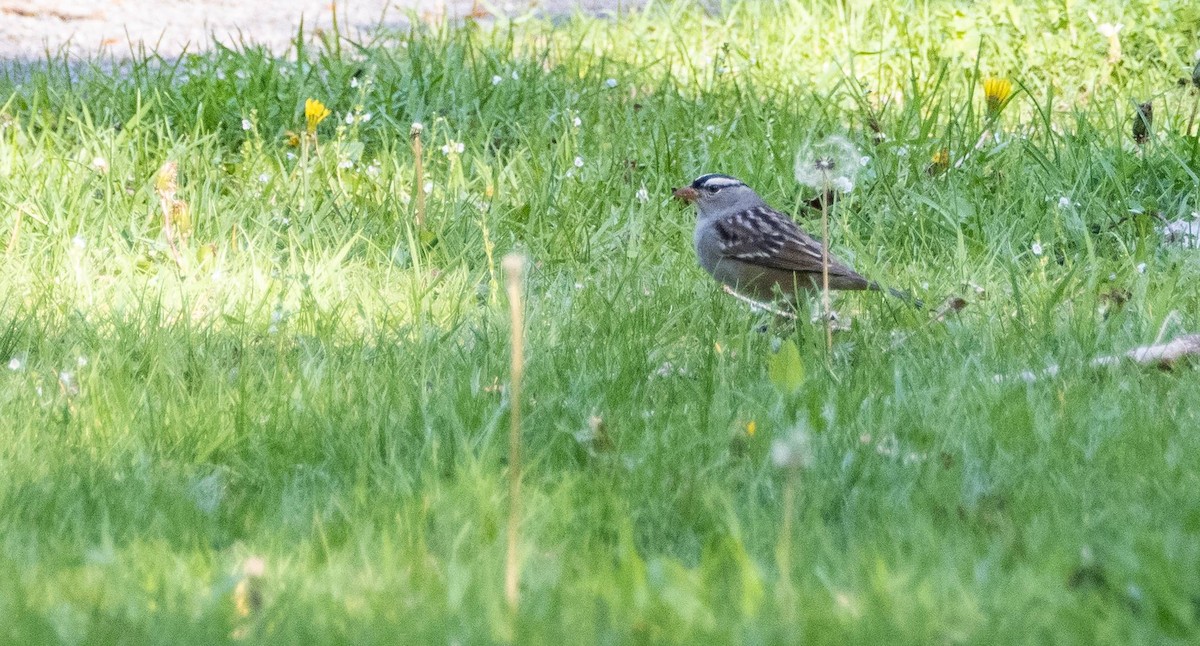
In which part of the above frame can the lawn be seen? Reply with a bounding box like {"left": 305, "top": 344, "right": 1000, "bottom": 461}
{"left": 1, "top": 0, "right": 1199, "bottom": 642}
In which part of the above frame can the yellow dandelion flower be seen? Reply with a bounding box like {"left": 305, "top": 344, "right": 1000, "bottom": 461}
{"left": 927, "top": 148, "right": 950, "bottom": 175}
{"left": 745, "top": 420, "right": 756, "bottom": 437}
{"left": 983, "top": 78, "right": 1012, "bottom": 118}
{"left": 283, "top": 130, "right": 300, "bottom": 147}
{"left": 304, "top": 98, "right": 331, "bottom": 134}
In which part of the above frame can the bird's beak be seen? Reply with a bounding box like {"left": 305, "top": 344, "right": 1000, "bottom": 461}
{"left": 672, "top": 186, "right": 698, "bottom": 203}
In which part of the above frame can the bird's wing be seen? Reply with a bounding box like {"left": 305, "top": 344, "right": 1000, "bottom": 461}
{"left": 712, "top": 205, "right": 862, "bottom": 278}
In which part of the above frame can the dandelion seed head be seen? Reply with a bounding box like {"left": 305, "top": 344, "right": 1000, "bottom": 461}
{"left": 574, "top": 156, "right": 584, "bottom": 168}
{"left": 573, "top": 116, "right": 582, "bottom": 127}
{"left": 241, "top": 118, "right": 252, "bottom": 131}
{"left": 1031, "top": 241, "right": 1044, "bottom": 256}
{"left": 770, "top": 425, "right": 815, "bottom": 470}
{"left": 1058, "top": 196, "right": 1072, "bottom": 209}
{"left": 795, "top": 135, "right": 862, "bottom": 191}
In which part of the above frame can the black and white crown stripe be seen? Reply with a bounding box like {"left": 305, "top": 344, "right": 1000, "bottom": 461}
{"left": 690, "top": 174, "right": 745, "bottom": 190}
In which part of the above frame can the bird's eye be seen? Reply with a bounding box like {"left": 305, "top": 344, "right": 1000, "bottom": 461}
{"left": 707, "top": 187, "right": 721, "bottom": 194}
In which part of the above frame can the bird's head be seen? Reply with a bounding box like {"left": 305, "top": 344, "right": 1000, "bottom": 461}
{"left": 673, "top": 174, "right": 762, "bottom": 216}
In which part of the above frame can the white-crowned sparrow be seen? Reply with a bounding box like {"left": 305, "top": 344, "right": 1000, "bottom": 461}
{"left": 674, "top": 173, "right": 910, "bottom": 304}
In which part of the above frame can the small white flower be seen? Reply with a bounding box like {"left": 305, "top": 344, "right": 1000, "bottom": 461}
{"left": 345, "top": 113, "right": 355, "bottom": 125}
{"left": 573, "top": 156, "right": 584, "bottom": 168}
{"left": 360, "top": 112, "right": 371, "bottom": 122}
{"left": 716, "top": 66, "right": 728, "bottom": 75}
{"left": 285, "top": 152, "right": 296, "bottom": 161}
{"left": 76, "top": 356, "right": 88, "bottom": 367}
{"left": 605, "top": 78, "right": 618, "bottom": 88}
{"left": 337, "top": 159, "right": 353, "bottom": 169}
{"left": 1031, "top": 241, "right": 1044, "bottom": 256}
{"left": 235, "top": 69, "right": 248, "bottom": 80}
{"left": 350, "top": 77, "right": 359, "bottom": 88}
{"left": 7, "top": 357, "right": 22, "bottom": 371}
{"left": 896, "top": 145, "right": 909, "bottom": 156}
{"left": 1136, "top": 262, "right": 1146, "bottom": 273}
{"left": 215, "top": 69, "right": 226, "bottom": 80}
{"left": 366, "top": 162, "right": 381, "bottom": 177}
{"left": 441, "top": 144, "right": 451, "bottom": 155}
{"left": 258, "top": 172, "right": 269, "bottom": 183}
{"left": 72, "top": 234, "right": 87, "bottom": 249}
{"left": 636, "top": 186, "right": 649, "bottom": 203}
{"left": 492, "top": 75, "right": 503, "bottom": 85}
{"left": 859, "top": 155, "right": 871, "bottom": 166}
{"left": 241, "top": 118, "right": 252, "bottom": 131}
{"left": 1057, "top": 196, "right": 1072, "bottom": 209}
{"left": 455, "top": 142, "right": 465, "bottom": 154}
{"left": 59, "top": 371, "right": 73, "bottom": 387}
{"left": 423, "top": 181, "right": 433, "bottom": 194}
{"left": 90, "top": 156, "right": 109, "bottom": 173}
{"left": 573, "top": 116, "right": 582, "bottom": 128}
{"left": 1096, "top": 22, "right": 1123, "bottom": 38}
{"left": 511, "top": 70, "right": 519, "bottom": 80}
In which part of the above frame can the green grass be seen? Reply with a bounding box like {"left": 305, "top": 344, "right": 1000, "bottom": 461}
{"left": 1, "top": 0, "right": 1200, "bottom": 642}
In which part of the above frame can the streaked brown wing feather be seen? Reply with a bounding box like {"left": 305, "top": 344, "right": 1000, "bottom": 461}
{"left": 713, "top": 206, "right": 865, "bottom": 279}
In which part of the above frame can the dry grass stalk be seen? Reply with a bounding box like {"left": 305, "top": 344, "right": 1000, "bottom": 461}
{"left": 502, "top": 252, "right": 527, "bottom": 612}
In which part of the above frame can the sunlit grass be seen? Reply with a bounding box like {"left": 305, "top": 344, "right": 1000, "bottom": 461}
{"left": 0, "top": 0, "right": 1199, "bottom": 642}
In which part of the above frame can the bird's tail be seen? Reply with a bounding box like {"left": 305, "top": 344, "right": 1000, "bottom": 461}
{"left": 869, "top": 282, "right": 924, "bottom": 309}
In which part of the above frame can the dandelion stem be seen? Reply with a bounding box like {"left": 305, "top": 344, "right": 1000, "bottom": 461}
{"left": 1186, "top": 93, "right": 1199, "bottom": 141}
{"left": 502, "top": 253, "right": 527, "bottom": 613}
{"left": 776, "top": 467, "right": 798, "bottom": 619}
{"left": 411, "top": 124, "right": 426, "bottom": 228}
{"left": 819, "top": 173, "right": 832, "bottom": 354}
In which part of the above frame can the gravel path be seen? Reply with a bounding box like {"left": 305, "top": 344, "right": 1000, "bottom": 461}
{"left": 0, "top": 0, "right": 640, "bottom": 62}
